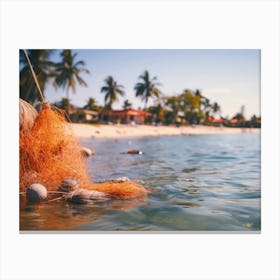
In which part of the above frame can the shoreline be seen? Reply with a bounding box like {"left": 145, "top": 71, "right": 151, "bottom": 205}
{"left": 71, "top": 124, "right": 260, "bottom": 139}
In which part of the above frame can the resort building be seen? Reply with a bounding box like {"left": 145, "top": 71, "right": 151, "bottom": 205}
{"left": 71, "top": 109, "right": 99, "bottom": 123}
{"left": 207, "top": 116, "right": 224, "bottom": 126}
{"left": 102, "top": 108, "right": 152, "bottom": 124}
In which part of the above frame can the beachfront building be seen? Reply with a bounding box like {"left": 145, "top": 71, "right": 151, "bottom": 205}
{"left": 228, "top": 118, "right": 247, "bottom": 127}
{"left": 71, "top": 109, "right": 99, "bottom": 123}
{"left": 207, "top": 116, "right": 224, "bottom": 126}
{"left": 229, "top": 118, "right": 239, "bottom": 126}
{"left": 102, "top": 108, "right": 152, "bottom": 124}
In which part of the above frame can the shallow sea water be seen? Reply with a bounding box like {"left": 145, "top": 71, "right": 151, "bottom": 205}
{"left": 20, "top": 132, "right": 261, "bottom": 231}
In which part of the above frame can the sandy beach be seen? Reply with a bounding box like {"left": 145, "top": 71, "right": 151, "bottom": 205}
{"left": 72, "top": 124, "right": 260, "bottom": 139}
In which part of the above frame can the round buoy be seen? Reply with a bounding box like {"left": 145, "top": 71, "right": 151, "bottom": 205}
{"left": 19, "top": 98, "right": 38, "bottom": 131}
{"left": 26, "top": 183, "right": 48, "bottom": 203}
{"left": 58, "top": 179, "right": 79, "bottom": 192}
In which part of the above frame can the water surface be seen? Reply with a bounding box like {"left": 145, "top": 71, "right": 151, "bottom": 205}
{"left": 20, "top": 133, "right": 261, "bottom": 231}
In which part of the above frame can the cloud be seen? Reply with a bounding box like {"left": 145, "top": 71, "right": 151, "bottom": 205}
{"left": 203, "top": 88, "right": 231, "bottom": 95}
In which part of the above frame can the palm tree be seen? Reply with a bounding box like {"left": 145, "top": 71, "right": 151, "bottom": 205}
{"left": 194, "top": 89, "right": 202, "bottom": 97}
{"left": 233, "top": 112, "right": 245, "bottom": 121}
{"left": 165, "top": 95, "right": 181, "bottom": 124}
{"left": 20, "top": 50, "right": 55, "bottom": 104}
{"left": 101, "top": 76, "right": 125, "bottom": 109}
{"left": 53, "top": 97, "right": 76, "bottom": 113}
{"left": 84, "top": 97, "right": 97, "bottom": 110}
{"left": 179, "top": 90, "right": 202, "bottom": 124}
{"left": 54, "top": 49, "right": 90, "bottom": 114}
{"left": 83, "top": 97, "right": 103, "bottom": 115}
{"left": 147, "top": 103, "right": 165, "bottom": 124}
{"left": 201, "top": 97, "right": 211, "bottom": 119}
{"left": 134, "top": 70, "right": 161, "bottom": 109}
{"left": 122, "top": 99, "right": 132, "bottom": 109}
{"left": 212, "top": 102, "right": 221, "bottom": 115}
{"left": 194, "top": 89, "right": 203, "bottom": 109}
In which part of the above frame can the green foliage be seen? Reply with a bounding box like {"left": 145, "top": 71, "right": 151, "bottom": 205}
{"left": 147, "top": 104, "right": 166, "bottom": 123}
{"left": 180, "top": 90, "right": 200, "bottom": 111}
{"left": 159, "top": 90, "right": 205, "bottom": 125}
{"left": 177, "top": 90, "right": 204, "bottom": 124}
{"left": 164, "top": 111, "right": 177, "bottom": 125}
{"left": 53, "top": 98, "right": 75, "bottom": 113}
{"left": 212, "top": 102, "right": 221, "bottom": 114}
{"left": 58, "top": 97, "right": 70, "bottom": 110}
{"left": 122, "top": 99, "right": 132, "bottom": 109}
{"left": 20, "top": 50, "right": 56, "bottom": 105}
{"left": 83, "top": 97, "right": 103, "bottom": 113}
{"left": 164, "top": 96, "right": 180, "bottom": 124}
{"left": 101, "top": 76, "right": 125, "bottom": 109}
{"left": 134, "top": 70, "right": 162, "bottom": 108}
{"left": 232, "top": 113, "right": 245, "bottom": 121}
{"left": 83, "top": 97, "right": 97, "bottom": 110}
{"left": 54, "top": 49, "right": 90, "bottom": 93}
{"left": 53, "top": 50, "right": 90, "bottom": 114}
{"left": 20, "top": 50, "right": 259, "bottom": 126}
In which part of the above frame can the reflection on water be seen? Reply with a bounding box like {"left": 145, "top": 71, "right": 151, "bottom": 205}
{"left": 20, "top": 133, "right": 261, "bottom": 231}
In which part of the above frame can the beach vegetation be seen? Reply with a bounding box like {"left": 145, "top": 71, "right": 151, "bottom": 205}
{"left": 122, "top": 99, "right": 132, "bottom": 109}
{"left": 19, "top": 49, "right": 260, "bottom": 128}
{"left": 164, "top": 95, "right": 181, "bottom": 124}
{"left": 53, "top": 97, "right": 76, "bottom": 114}
{"left": 53, "top": 50, "right": 90, "bottom": 114}
{"left": 134, "top": 70, "right": 162, "bottom": 108}
{"left": 232, "top": 112, "right": 245, "bottom": 122}
{"left": 101, "top": 76, "right": 125, "bottom": 110}
{"left": 83, "top": 97, "right": 103, "bottom": 114}
{"left": 147, "top": 103, "right": 166, "bottom": 124}
{"left": 20, "top": 50, "right": 56, "bottom": 105}
{"left": 162, "top": 90, "right": 204, "bottom": 125}
{"left": 178, "top": 90, "right": 203, "bottom": 125}
{"left": 211, "top": 102, "right": 221, "bottom": 115}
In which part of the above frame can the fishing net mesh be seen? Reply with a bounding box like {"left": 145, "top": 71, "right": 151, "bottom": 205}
{"left": 20, "top": 102, "right": 146, "bottom": 199}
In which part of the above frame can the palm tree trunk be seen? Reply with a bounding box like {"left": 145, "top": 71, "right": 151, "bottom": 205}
{"left": 144, "top": 100, "right": 148, "bottom": 110}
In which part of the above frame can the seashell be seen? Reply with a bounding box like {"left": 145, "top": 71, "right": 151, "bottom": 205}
{"left": 26, "top": 183, "right": 47, "bottom": 203}
{"left": 67, "top": 189, "right": 111, "bottom": 204}
{"left": 58, "top": 179, "right": 79, "bottom": 192}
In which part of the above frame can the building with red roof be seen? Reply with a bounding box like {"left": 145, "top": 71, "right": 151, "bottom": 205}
{"left": 207, "top": 116, "right": 224, "bottom": 126}
{"left": 103, "top": 108, "right": 152, "bottom": 124}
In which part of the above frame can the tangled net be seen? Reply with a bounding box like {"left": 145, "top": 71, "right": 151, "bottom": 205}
{"left": 20, "top": 100, "right": 147, "bottom": 200}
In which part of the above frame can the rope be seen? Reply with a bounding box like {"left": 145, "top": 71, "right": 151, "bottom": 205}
{"left": 23, "top": 49, "right": 72, "bottom": 122}
{"left": 23, "top": 50, "right": 46, "bottom": 102}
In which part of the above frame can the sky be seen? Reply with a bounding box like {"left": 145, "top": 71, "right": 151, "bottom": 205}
{"left": 44, "top": 49, "right": 260, "bottom": 119}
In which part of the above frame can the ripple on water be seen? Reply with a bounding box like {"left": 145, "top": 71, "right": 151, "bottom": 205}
{"left": 182, "top": 167, "right": 198, "bottom": 173}
{"left": 21, "top": 134, "right": 261, "bottom": 231}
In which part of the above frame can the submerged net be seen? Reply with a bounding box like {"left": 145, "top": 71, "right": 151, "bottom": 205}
{"left": 20, "top": 101, "right": 146, "bottom": 200}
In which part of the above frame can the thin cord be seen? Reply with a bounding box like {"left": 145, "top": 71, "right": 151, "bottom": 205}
{"left": 23, "top": 50, "right": 46, "bottom": 102}
{"left": 23, "top": 50, "right": 73, "bottom": 122}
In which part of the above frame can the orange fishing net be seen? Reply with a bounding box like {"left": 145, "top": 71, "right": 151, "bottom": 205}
{"left": 90, "top": 181, "right": 147, "bottom": 200}
{"left": 20, "top": 102, "right": 147, "bottom": 200}
{"left": 20, "top": 103, "right": 91, "bottom": 191}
